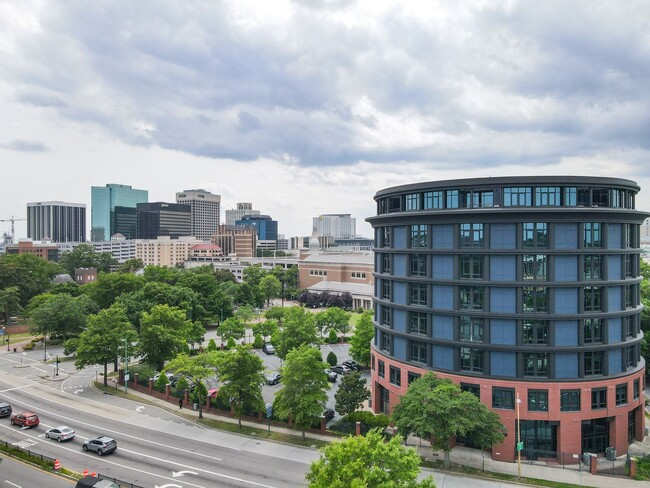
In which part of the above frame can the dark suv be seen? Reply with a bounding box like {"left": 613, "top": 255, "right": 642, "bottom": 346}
{"left": 0, "top": 402, "right": 11, "bottom": 418}
{"left": 83, "top": 436, "right": 117, "bottom": 456}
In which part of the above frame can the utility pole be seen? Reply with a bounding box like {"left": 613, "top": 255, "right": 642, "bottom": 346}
{"left": 123, "top": 338, "right": 129, "bottom": 394}
{"left": 516, "top": 392, "right": 522, "bottom": 479}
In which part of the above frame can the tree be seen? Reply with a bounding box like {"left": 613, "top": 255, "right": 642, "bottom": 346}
{"left": 327, "top": 328, "right": 339, "bottom": 344}
{"left": 163, "top": 352, "right": 221, "bottom": 419}
{"left": 49, "top": 282, "right": 81, "bottom": 296}
{"left": 138, "top": 305, "right": 193, "bottom": 370}
{"left": 326, "top": 351, "right": 337, "bottom": 367}
{"left": 186, "top": 320, "right": 207, "bottom": 350}
{"left": 31, "top": 293, "right": 98, "bottom": 341}
{"left": 155, "top": 372, "right": 169, "bottom": 392}
{"left": 142, "top": 265, "right": 180, "bottom": 284}
{"left": 69, "top": 304, "right": 137, "bottom": 387}
{"left": 314, "top": 311, "right": 329, "bottom": 339}
{"left": 234, "top": 282, "right": 262, "bottom": 307}
{"left": 85, "top": 272, "right": 144, "bottom": 309}
{"left": 242, "top": 265, "right": 267, "bottom": 288}
{"left": 219, "top": 317, "right": 245, "bottom": 342}
{"left": 0, "top": 253, "right": 60, "bottom": 305}
{"left": 274, "top": 345, "right": 329, "bottom": 439}
{"left": 348, "top": 311, "right": 374, "bottom": 365}
{"left": 0, "top": 286, "right": 21, "bottom": 324}
{"left": 272, "top": 306, "right": 319, "bottom": 359}
{"left": 640, "top": 261, "right": 650, "bottom": 362}
{"left": 252, "top": 319, "right": 278, "bottom": 341}
{"left": 58, "top": 244, "right": 117, "bottom": 275}
{"left": 214, "top": 269, "right": 237, "bottom": 284}
{"left": 392, "top": 373, "right": 504, "bottom": 467}
{"left": 264, "top": 306, "right": 285, "bottom": 324}
{"left": 117, "top": 258, "right": 145, "bottom": 273}
{"left": 258, "top": 274, "right": 281, "bottom": 307}
{"left": 207, "top": 338, "right": 218, "bottom": 352}
{"left": 217, "top": 345, "right": 266, "bottom": 428}
{"left": 306, "top": 429, "right": 436, "bottom": 488}
{"left": 234, "top": 304, "right": 255, "bottom": 324}
{"left": 334, "top": 371, "right": 370, "bottom": 417}
{"left": 327, "top": 307, "right": 351, "bottom": 339}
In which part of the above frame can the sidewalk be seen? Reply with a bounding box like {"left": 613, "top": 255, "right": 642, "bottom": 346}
{"left": 114, "top": 379, "right": 646, "bottom": 487}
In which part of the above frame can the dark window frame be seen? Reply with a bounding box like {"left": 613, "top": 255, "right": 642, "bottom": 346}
{"left": 591, "top": 387, "right": 607, "bottom": 409}
{"left": 528, "top": 389, "right": 549, "bottom": 412}
{"left": 615, "top": 383, "right": 628, "bottom": 406}
{"left": 389, "top": 366, "right": 401, "bottom": 387}
{"left": 492, "top": 387, "right": 515, "bottom": 410}
{"left": 460, "top": 254, "right": 484, "bottom": 279}
{"left": 560, "top": 389, "right": 581, "bottom": 412}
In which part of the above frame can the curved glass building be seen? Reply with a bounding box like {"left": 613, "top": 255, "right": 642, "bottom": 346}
{"left": 367, "top": 176, "right": 647, "bottom": 462}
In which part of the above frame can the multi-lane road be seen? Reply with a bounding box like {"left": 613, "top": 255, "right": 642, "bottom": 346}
{"left": 0, "top": 345, "right": 524, "bottom": 488}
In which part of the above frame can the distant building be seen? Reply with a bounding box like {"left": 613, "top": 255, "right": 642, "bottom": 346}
{"left": 27, "top": 201, "right": 86, "bottom": 243}
{"left": 211, "top": 224, "right": 257, "bottom": 258}
{"left": 236, "top": 214, "right": 278, "bottom": 246}
{"left": 5, "top": 240, "right": 59, "bottom": 261}
{"left": 176, "top": 189, "right": 221, "bottom": 241}
{"left": 277, "top": 234, "right": 289, "bottom": 250}
{"left": 135, "top": 236, "right": 203, "bottom": 267}
{"left": 313, "top": 213, "right": 356, "bottom": 239}
{"left": 641, "top": 217, "right": 650, "bottom": 246}
{"left": 74, "top": 267, "right": 97, "bottom": 284}
{"left": 91, "top": 183, "right": 148, "bottom": 241}
{"left": 136, "top": 202, "right": 191, "bottom": 239}
{"left": 225, "top": 202, "right": 260, "bottom": 226}
{"left": 188, "top": 244, "right": 224, "bottom": 261}
{"left": 92, "top": 234, "right": 136, "bottom": 263}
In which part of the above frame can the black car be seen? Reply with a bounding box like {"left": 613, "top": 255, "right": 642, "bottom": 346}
{"left": 330, "top": 365, "right": 352, "bottom": 375}
{"left": 321, "top": 408, "right": 335, "bottom": 422}
{"left": 0, "top": 401, "right": 12, "bottom": 418}
{"left": 342, "top": 360, "right": 362, "bottom": 371}
{"left": 75, "top": 477, "right": 119, "bottom": 488}
{"left": 265, "top": 372, "right": 282, "bottom": 385}
{"left": 324, "top": 369, "right": 337, "bottom": 383}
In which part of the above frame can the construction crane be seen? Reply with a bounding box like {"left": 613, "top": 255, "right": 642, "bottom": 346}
{"left": 0, "top": 216, "right": 26, "bottom": 244}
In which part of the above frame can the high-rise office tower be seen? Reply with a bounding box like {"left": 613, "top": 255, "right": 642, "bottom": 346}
{"left": 235, "top": 215, "right": 278, "bottom": 241}
{"left": 91, "top": 183, "right": 148, "bottom": 241}
{"left": 175, "top": 189, "right": 221, "bottom": 241}
{"left": 136, "top": 202, "right": 191, "bottom": 239}
{"left": 27, "top": 201, "right": 86, "bottom": 243}
{"left": 225, "top": 202, "right": 260, "bottom": 225}
{"left": 368, "top": 176, "right": 647, "bottom": 463}
{"left": 313, "top": 214, "right": 356, "bottom": 239}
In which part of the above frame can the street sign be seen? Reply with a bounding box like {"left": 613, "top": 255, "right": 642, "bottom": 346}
{"left": 265, "top": 402, "right": 273, "bottom": 419}
{"left": 516, "top": 442, "right": 524, "bottom": 452}
{"left": 0, "top": 330, "right": 5, "bottom": 335}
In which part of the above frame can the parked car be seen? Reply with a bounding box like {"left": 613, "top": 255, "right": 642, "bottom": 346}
{"left": 45, "top": 426, "right": 75, "bottom": 442}
{"left": 75, "top": 476, "right": 119, "bottom": 488}
{"left": 320, "top": 408, "right": 335, "bottom": 422}
{"left": 330, "top": 365, "right": 352, "bottom": 375}
{"left": 324, "top": 369, "right": 337, "bottom": 383}
{"left": 10, "top": 411, "right": 39, "bottom": 428}
{"left": 262, "top": 343, "right": 276, "bottom": 355}
{"left": 153, "top": 372, "right": 175, "bottom": 383}
{"left": 0, "top": 401, "right": 12, "bottom": 417}
{"left": 265, "top": 372, "right": 282, "bottom": 385}
{"left": 83, "top": 436, "right": 117, "bottom": 456}
{"left": 342, "top": 360, "right": 362, "bottom": 371}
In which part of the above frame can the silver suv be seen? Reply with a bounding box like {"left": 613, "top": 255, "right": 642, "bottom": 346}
{"left": 83, "top": 436, "right": 117, "bottom": 456}
{"left": 0, "top": 401, "right": 12, "bottom": 418}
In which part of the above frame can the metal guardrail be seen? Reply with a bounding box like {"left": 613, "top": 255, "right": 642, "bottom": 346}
{"left": 0, "top": 439, "right": 56, "bottom": 465}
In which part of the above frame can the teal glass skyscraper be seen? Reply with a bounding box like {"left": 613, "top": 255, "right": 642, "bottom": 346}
{"left": 91, "top": 184, "right": 148, "bottom": 241}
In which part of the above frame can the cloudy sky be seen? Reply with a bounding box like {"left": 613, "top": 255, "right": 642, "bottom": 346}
{"left": 1, "top": 0, "right": 649, "bottom": 240}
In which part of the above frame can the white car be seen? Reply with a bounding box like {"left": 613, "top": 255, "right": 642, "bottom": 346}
{"left": 45, "top": 426, "right": 75, "bottom": 442}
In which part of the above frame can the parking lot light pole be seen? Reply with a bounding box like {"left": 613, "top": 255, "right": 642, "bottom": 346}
{"left": 123, "top": 338, "right": 128, "bottom": 394}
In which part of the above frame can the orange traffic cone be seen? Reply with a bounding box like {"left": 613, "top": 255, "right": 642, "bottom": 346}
{"left": 54, "top": 459, "right": 61, "bottom": 471}
{"left": 82, "top": 468, "right": 89, "bottom": 476}
{"left": 90, "top": 472, "right": 97, "bottom": 477}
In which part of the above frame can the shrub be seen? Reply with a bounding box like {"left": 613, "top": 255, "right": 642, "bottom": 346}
{"left": 207, "top": 338, "right": 217, "bottom": 351}
{"left": 327, "top": 328, "right": 339, "bottom": 344}
{"left": 345, "top": 411, "right": 390, "bottom": 430}
{"left": 175, "top": 376, "right": 189, "bottom": 391}
{"left": 226, "top": 337, "right": 236, "bottom": 350}
{"left": 130, "top": 364, "right": 156, "bottom": 381}
{"left": 155, "top": 373, "right": 169, "bottom": 392}
{"left": 253, "top": 334, "right": 264, "bottom": 349}
{"left": 23, "top": 343, "right": 34, "bottom": 351}
{"left": 326, "top": 351, "right": 337, "bottom": 367}
{"left": 635, "top": 456, "right": 650, "bottom": 480}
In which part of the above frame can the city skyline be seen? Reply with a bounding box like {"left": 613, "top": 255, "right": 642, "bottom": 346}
{"left": 2, "top": 2, "right": 650, "bottom": 239}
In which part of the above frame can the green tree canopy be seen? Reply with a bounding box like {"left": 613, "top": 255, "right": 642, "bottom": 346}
{"left": 0, "top": 286, "right": 22, "bottom": 324}
{"left": 326, "top": 307, "right": 351, "bottom": 338}
{"left": 116, "top": 258, "right": 145, "bottom": 273}
{"left": 85, "top": 272, "right": 144, "bottom": 309}
{"left": 274, "top": 345, "right": 329, "bottom": 439}
{"left": 392, "top": 373, "right": 504, "bottom": 467}
{"left": 0, "top": 253, "right": 60, "bottom": 305}
{"left": 217, "top": 345, "right": 266, "bottom": 428}
{"left": 142, "top": 265, "right": 180, "bottom": 284}
{"left": 58, "top": 244, "right": 117, "bottom": 275}
{"left": 214, "top": 269, "right": 237, "bottom": 284}
{"left": 242, "top": 265, "right": 267, "bottom": 287}
{"left": 334, "top": 371, "right": 370, "bottom": 417}
{"left": 31, "top": 293, "right": 98, "bottom": 341}
{"left": 49, "top": 282, "right": 81, "bottom": 297}
{"left": 272, "top": 306, "right": 319, "bottom": 359}
{"left": 264, "top": 306, "right": 285, "bottom": 324}
{"left": 219, "top": 317, "right": 246, "bottom": 342}
{"left": 252, "top": 319, "right": 278, "bottom": 340}
{"left": 306, "top": 429, "right": 436, "bottom": 488}
{"left": 163, "top": 351, "right": 221, "bottom": 419}
{"left": 138, "top": 305, "right": 193, "bottom": 370}
{"left": 69, "top": 304, "right": 137, "bottom": 386}
{"left": 348, "top": 311, "right": 374, "bottom": 365}
{"left": 258, "top": 274, "right": 281, "bottom": 306}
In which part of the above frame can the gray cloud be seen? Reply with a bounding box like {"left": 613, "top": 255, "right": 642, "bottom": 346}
{"left": 1, "top": 1, "right": 649, "bottom": 169}
{"left": 0, "top": 139, "right": 50, "bottom": 152}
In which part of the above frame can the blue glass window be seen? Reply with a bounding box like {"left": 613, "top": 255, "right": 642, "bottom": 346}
{"left": 446, "top": 190, "right": 459, "bottom": 209}
{"left": 503, "top": 187, "right": 532, "bottom": 206}
{"left": 405, "top": 193, "right": 420, "bottom": 211}
{"left": 423, "top": 191, "right": 444, "bottom": 209}
{"left": 535, "top": 187, "right": 560, "bottom": 206}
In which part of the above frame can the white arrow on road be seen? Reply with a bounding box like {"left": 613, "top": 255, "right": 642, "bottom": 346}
{"left": 155, "top": 484, "right": 183, "bottom": 488}
{"left": 135, "top": 406, "right": 145, "bottom": 413}
{"left": 73, "top": 389, "right": 83, "bottom": 394}
{"left": 172, "top": 470, "right": 198, "bottom": 477}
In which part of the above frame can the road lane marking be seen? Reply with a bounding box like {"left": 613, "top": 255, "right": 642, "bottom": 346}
{"left": 5, "top": 481, "right": 21, "bottom": 487}
{"left": 0, "top": 386, "right": 32, "bottom": 393}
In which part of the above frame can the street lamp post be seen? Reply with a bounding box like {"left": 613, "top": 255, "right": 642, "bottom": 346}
{"left": 123, "top": 338, "right": 129, "bottom": 394}
{"left": 516, "top": 392, "right": 522, "bottom": 479}
{"left": 43, "top": 327, "right": 48, "bottom": 362}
